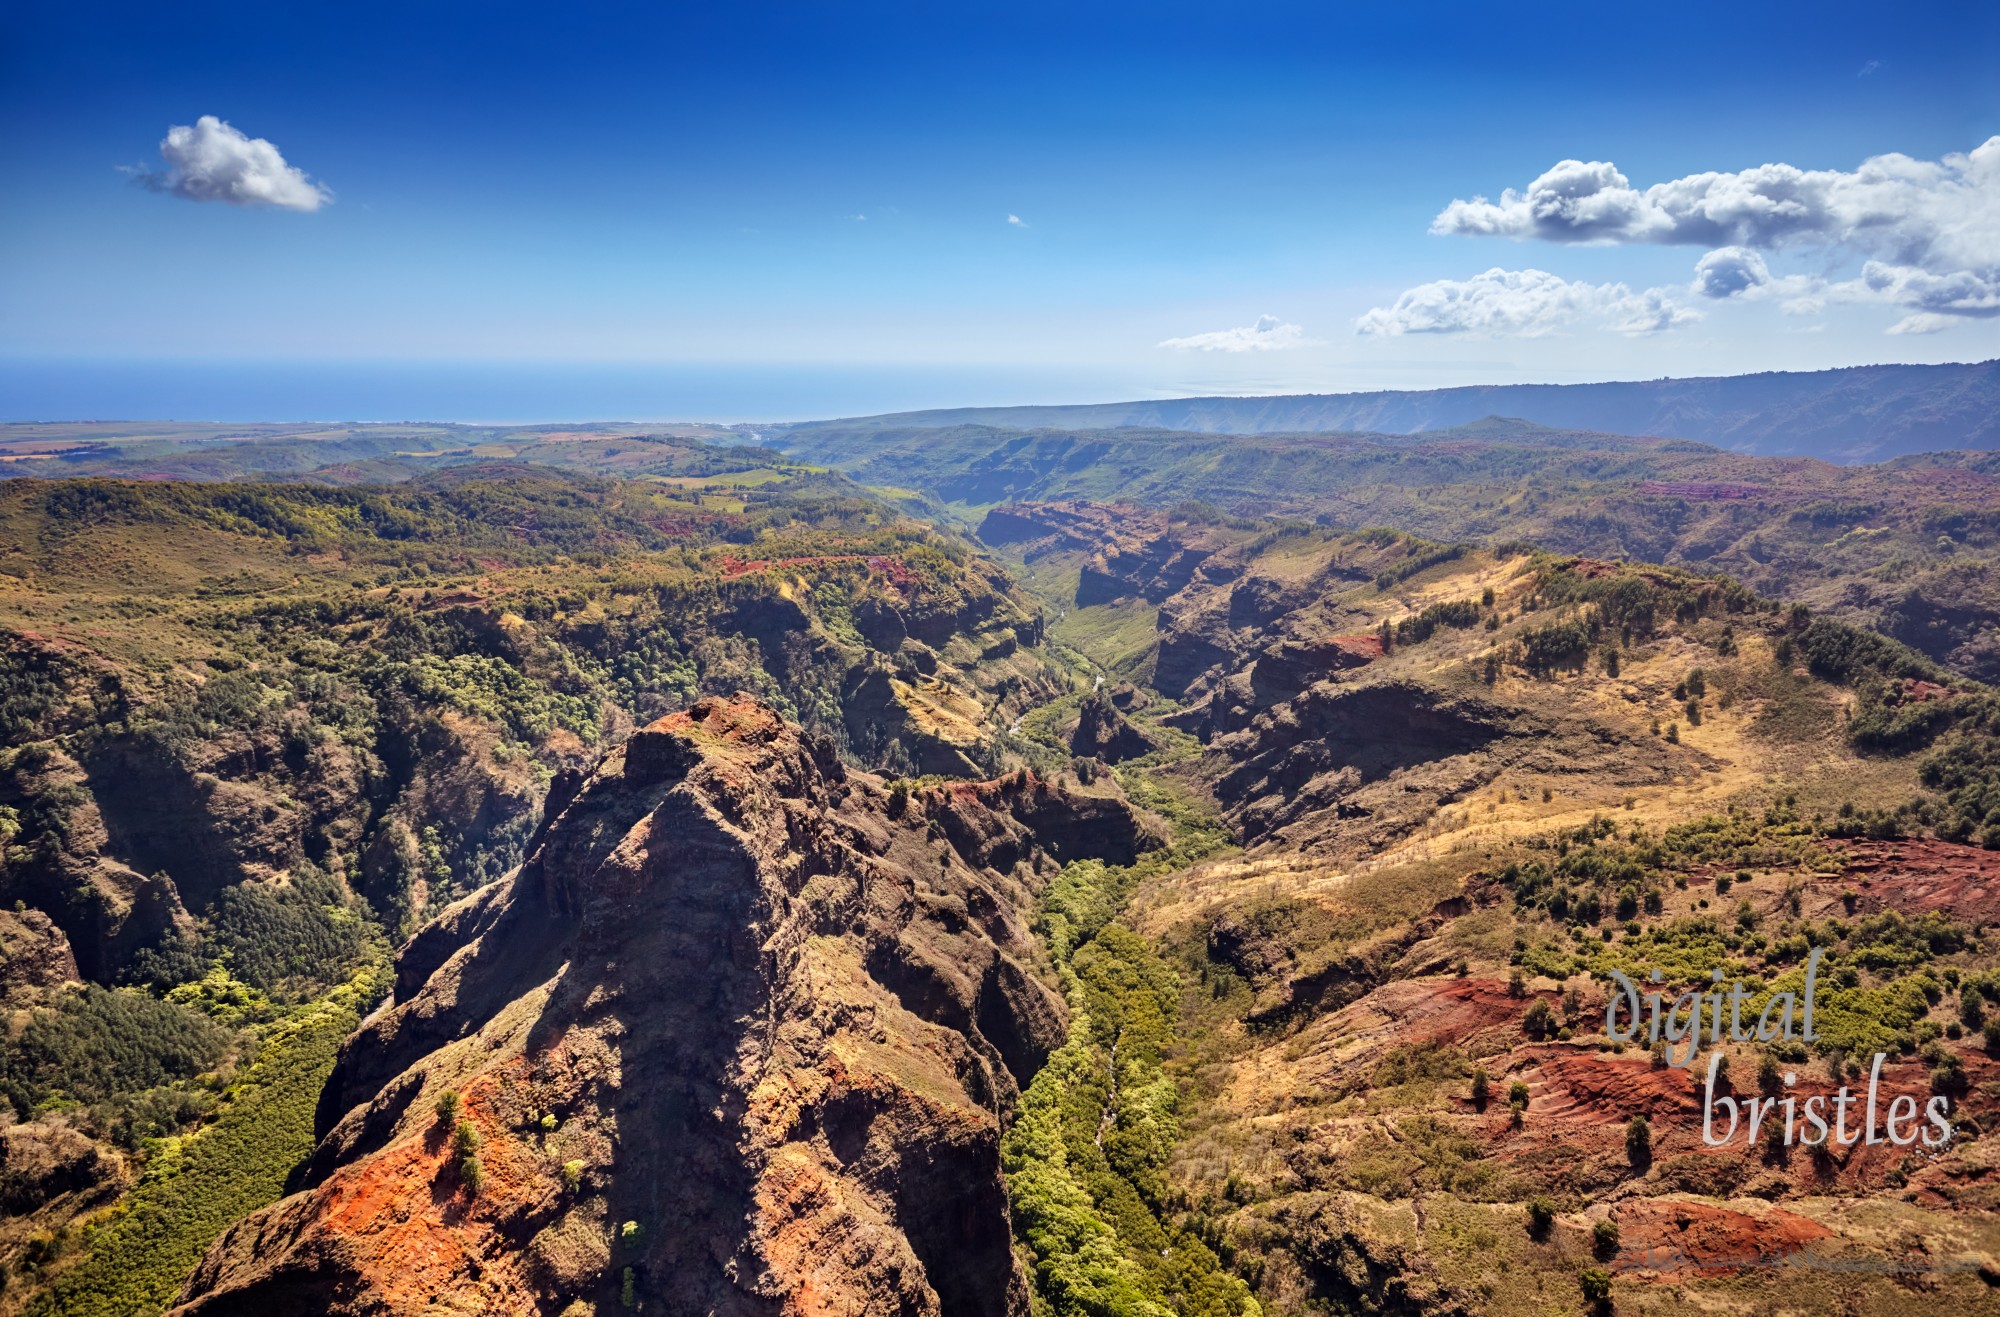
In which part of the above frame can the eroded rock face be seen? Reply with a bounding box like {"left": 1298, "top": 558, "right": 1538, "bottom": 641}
{"left": 173, "top": 695, "right": 1157, "bottom": 1317}
{"left": 978, "top": 501, "right": 1229, "bottom": 608}
{"left": 1066, "top": 693, "right": 1158, "bottom": 763}
{"left": 1201, "top": 678, "right": 1682, "bottom": 857}
{"left": 0, "top": 907, "right": 80, "bottom": 993}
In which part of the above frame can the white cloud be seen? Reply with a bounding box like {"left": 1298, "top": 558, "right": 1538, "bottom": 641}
{"left": 1858, "top": 261, "right": 2000, "bottom": 319}
{"left": 1688, "top": 248, "right": 1821, "bottom": 312}
{"left": 1355, "top": 268, "right": 1698, "bottom": 338}
{"left": 1858, "top": 60, "right": 1882, "bottom": 76}
{"left": 1691, "top": 246, "right": 1770, "bottom": 299}
{"left": 1430, "top": 137, "right": 2000, "bottom": 332}
{"left": 1430, "top": 137, "right": 1999, "bottom": 273}
{"left": 1159, "top": 314, "right": 1315, "bottom": 352}
{"left": 1888, "top": 313, "right": 1955, "bottom": 335}
{"left": 130, "top": 115, "right": 330, "bottom": 211}
{"left": 1687, "top": 247, "right": 1999, "bottom": 330}
{"left": 1007, "top": 213, "right": 1027, "bottom": 227}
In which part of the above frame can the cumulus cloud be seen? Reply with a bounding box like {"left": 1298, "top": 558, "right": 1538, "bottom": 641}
{"left": 1859, "top": 261, "right": 2000, "bottom": 318}
{"left": 129, "top": 115, "right": 330, "bottom": 211}
{"left": 1429, "top": 137, "right": 2000, "bottom": 332}
{"left": 1687, "top": 247, "right": 2000, "bottom": 329}
{"left": 1431, "top": 137, "right": 1998, "bottom": 271}
{"left": 1355, "top": 268, "right": 1697, "bottom": 338}
{"left": 1159, "top": 314, "right": 1314, "bottom": 352}
{"left": 1007, "top": 213, "right": 1027, "bottom": 227}
{"left": 1691, "top": 246, "right": 1771, "bottom": 299}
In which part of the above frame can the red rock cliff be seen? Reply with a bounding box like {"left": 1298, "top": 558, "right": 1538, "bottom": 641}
{"left": 171, "top": 695, "right": 1158, "bottom": 1317}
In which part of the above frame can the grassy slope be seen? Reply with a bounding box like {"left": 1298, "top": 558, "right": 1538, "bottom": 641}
{"left": 1002, "top": 513, "right": 2000, "bottom": 1315}
{"left": 22, "top": 965, "right": 386, "bottom": 1317}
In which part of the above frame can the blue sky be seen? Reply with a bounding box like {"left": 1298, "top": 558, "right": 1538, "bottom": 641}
{"left": 2, "top": 0, "right": 1996, "bottom": 419}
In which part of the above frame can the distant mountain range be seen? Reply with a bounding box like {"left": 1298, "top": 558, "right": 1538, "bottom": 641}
{"left": 778, "top": 359, "right": 2000, "bottom": 461}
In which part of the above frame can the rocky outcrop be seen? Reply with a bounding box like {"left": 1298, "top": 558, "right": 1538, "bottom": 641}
{"left": 1066, "top": 693, "right": 1158, "bottom": 763}
{"left": 977, "top": 501, "right": 1228, "bottom": 606}
{"left": 1201, "top": 678, "right": 1678, "bottom": 854}
{"left": 0, "top": 907, "right": 79, "bottom": 993}
{"left": 1205, "top": 681, "right": 1513, "bottom": 847}
{"left": 173, "top": 695, "right": 1158, "bottom": 1317}
{"left": 0, "top": 1119, "right": 122, "bottom": 1218}
{"left": 0, "top": 745, "right": 197, "bottom": 983}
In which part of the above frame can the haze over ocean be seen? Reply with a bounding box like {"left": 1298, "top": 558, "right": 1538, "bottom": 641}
{"left": 0, "top": 360, "right": 1148, "bottom": 425}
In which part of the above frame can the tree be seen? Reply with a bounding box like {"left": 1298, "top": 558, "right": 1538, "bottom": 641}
{"left": 1523, "top": 999, "right": 1557, "bottom": 1040}
{"left": 434, "top": 1090, "right": 460, "bottom": 1125}
{"left": 1470, "top": 1067, "right": 1490, "bottom": 1110}
{"left": 1525, "top": 1196, "right": 1555, "bottom": 1238}
{"left": 1579, "top": 1266, "right": 1614, "bottom": 1305}
{"left": 1592, "top": 1218, "right": 1620, "bottom": 1258}
{"left": 1625, "top": 1114, "right": 1651, "bottom": 1167}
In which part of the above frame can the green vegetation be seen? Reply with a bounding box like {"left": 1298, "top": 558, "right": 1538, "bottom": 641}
{"left": 23, "top": 963, "right": 387, "bottom": 1317}
{"left": 0, "top": 985, "right": 228, "bottom": 1118}
{"left": 1625, "top": 1116, "right": 1650, "bottom": 1168}
{"left": 0, "top": 462, "right": 1075, "bottom": 1310}
{"left": 1372, "top": 538, "right": 1464, "bottom": 590}
{"left": 1393, "top": 597, "right": 1483, "bottom": 646}
{"left": 453, "top": 1116, "right": 484, "bottom": 1193}
{"left": 1006, "top": 782, "right": 1256, "bottom": 1316}
{"left": 14, "top": 422, "right": 2000, "bottom": 1315}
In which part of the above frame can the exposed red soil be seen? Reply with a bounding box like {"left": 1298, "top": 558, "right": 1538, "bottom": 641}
{"left": 1901, "top": 678, "right": 1956, "bottom": 702}
{"left": 716, "top": 553, "right": 915, "bottom": 587}
{"left": 652, "top": 693, "right": 789, "bottom": 742}
{"left": 1527, "top": 1053, "right": 1702, "bottom": 1123}
{"left": 934, "top": 773, "right": 1038, "bottom": 806}
{"left": 275, "top": 1071, "right": 544, "bottom": 1312}
{"left": 1823, "top": 838, "right": 2000, "bottom": 925}
{"left": 1610, "top": 1198, "right": 1833, "bottom": 1277}
{"left": 1325, "top": 634, "right": 1385, "bottom": 664}
{"left": 1319, "top": 964, "right": 1999, "bottom": 1202}
{"left": 1563, "top": 558, "right": 1624, "bottom": 579}
{"left": 1324, "top": 977, "right": 1531, "bottom": 1054}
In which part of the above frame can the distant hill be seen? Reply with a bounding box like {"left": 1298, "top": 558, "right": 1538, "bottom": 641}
{"left": 777, "top": 359, "right": 2000, "bottom": 461}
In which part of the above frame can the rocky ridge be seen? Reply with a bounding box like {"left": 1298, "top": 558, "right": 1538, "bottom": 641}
{"left": 171, "top": 695, "right": 1158, "bottom": 1316}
